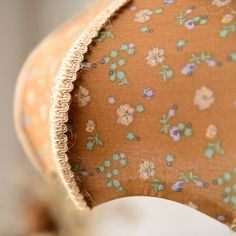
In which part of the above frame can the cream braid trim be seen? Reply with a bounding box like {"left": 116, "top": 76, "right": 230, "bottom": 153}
{"left": 50, "top": 0, "right": 131, "bottom": 210}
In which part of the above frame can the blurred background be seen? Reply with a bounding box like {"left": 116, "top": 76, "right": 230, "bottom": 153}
{"left": 0, "top": 1, "right": 235, "bottom": 235}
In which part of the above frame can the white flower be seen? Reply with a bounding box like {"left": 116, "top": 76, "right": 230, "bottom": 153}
{"left": 146, "top": 48, "right": 165, "bottom": 67}
{"left": 194, "top": 86, "right": 215, "bottom": 110}
{"left": 135, "top": 9, "right": 153, "bottom": 22}
{"left": 76, "top": 86, "right": 91, "bottom": 107}
{"left": 212, "top": 0, "right": 231, "bottom": 7}
{"left": 138, "top": 161, "right": 156, "bottom": 180}
{"left": 117, "top": 104, "right": 135, "bottom": 126}
{"left": 86, "top": 120, "right": 95, "bottom": 133}
{"left": 221, "top": 14, "right": 234, "bottom": 23}
{"left": 206, "top": 124, "right": 218, "bottom": 139}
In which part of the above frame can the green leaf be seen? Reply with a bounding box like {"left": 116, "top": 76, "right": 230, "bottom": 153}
{"left": 119, "top": 159, "right": 128, "bottom": 166}
{"left": 86, "top": 141, "right": 94, "bottom": 151}
{"left": 135, "top": 104, "right": 145, "bottom": 113}
{"left": 98, "top": 166, "right": 105, "bottom": 173}
{"left": 205, "top": 147, "right": 214, "bottom": 159}
{"left": 106, "top": 179, "right": 113, "bottom": 188}
{"left": 112, "top": 168, "right": 120, "bottom": 176}
{"left": 127, "top": 132, "right": 136, "bottom": 141}
{"left": 106, "top": 172, "right": 113, "bottom": 178}
{"left": 104, "top": 160, "right": 111, "bottom": 168}
{"left": 112, "top": 153, "right": 120, "bottom": 161}
{"left": 113, "top": 179, "right": 121, "bottom": 187}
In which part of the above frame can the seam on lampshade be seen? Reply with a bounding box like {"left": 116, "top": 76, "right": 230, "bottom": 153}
{"left": 50, "top": 0, "right": 131, "bottom": 210}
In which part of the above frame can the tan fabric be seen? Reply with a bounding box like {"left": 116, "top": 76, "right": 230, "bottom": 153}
{"left": 14, "top": 0, "right": 113, "bottom": 175}
{"left": 15, "top": 0, "right": 236, "bottom": 229}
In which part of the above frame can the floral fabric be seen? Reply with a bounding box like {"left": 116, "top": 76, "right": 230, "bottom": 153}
{"left": 16, "top": 0, "right": 236, "bottom": 229}
{"left": 67, "top": 0, "right": 236, "bottom": 227}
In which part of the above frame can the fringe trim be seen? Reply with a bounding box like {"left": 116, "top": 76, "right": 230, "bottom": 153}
{"left": 50, "top": 0, "right": 131, "bottom": 210}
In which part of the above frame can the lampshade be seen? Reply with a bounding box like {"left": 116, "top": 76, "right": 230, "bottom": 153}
{"left": 14, "top": 0, "right": 236, "bottom": 230}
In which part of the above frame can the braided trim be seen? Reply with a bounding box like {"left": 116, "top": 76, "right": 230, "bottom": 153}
{"left": 50, "top": 0, "right": 131, "bottom": 210}
{"left": 230, "top": 219, "right": 236, "bottom": 232}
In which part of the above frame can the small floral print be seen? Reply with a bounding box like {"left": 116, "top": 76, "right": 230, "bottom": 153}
{"left": 181, "top": 63, "right": 197, "bottom": 76}
{"left": 185, "top": 19, "right": 195, "bottom": 29}
{"left": 182, "top": 53, "right": 220, "bottom": 76}
{"left": 221, "top": 13, "right": 235, "bottom": 24}
{"left": 101, "top": 43, "right": 136, "bottom": 86}
{"left": 130, "top": 5, "right": 137, "bottom": 11}
{"left": 86, "top": 120, "right": 95, "bottom": 133}
{"left": 164, "top": 0, "right": 174, "bottom": 5}
{"left": 206, "top": 124, "right": 218, "bottom": 139}
{"left": 146, "top": 48, "right": 174, "bottom": 82}
{"left": 86, "top": 132, "right": 104, "bottom": 151}
{"left": 176, "top": 6, "right": 195, "bottom": 26}
{"left": 138, "top": 161, "right": 156, "bottom": 180}
{"left": 214, "top": 167, "right": 236, "bottom": 210}
{"left": 117, "top": 104, "right": 135, "bottom": 126}
{"left": 194, "top": 86, "right": 215, "bottom": 110}
{"left": 135, "top": 9, "right": 153, "bottom": 23}
{"left": 166, "top": 154, "right": 175, "bottom": 167}
{"left": 76, "top": 86, "right": 91, "bottom": 107}
{"left": 227, "top": 52, "right": 236, "bottom": 61}
{"left": 160, "top": 105, "right": 193, "bottom": 141}
{"left": 160, "top": 64, "right": 174, "bottom": 82}
{"left": 152, "top": 178, "right": 165, "bottom": 193}
{"left": 96, "top": 30, "right": 115, "bottom": 42}
{"left": 190, "top": 52, "right": 212, "bottom": 64}
{"left": 219, "top": 22, "right": 236, "bottom": 38}
{"left": 135, "top": 8, "right": 163, "bottom": 23}
{"left": 135, "top": 104, "right": 145, "bottom": 113}
{"left": 177, "top": 39, "right": 187, "bottom": 50}
{"left": 170, "top": 127, "right": 181, "bottom": 141}
{"left": 172, "top": 171, "right": 208, "bottom": 192}
{"left": 138, "top": 161, "right": 166, "bottom": 193}
{"left": 176, "top": 6, "right": 208, "bottom": 29}
{"left": 171, "top": 181, "right": 185, "bottom": 192}
{"left": 72, "top": 164, "right": 93, "bottom": 177}
{"left": 218, "top": 215, "right": 226, "bottom": 222}
{"left": 205, "top": 140, "right": 224, "bottom": 159}
{"left": 126, "top": 132, "right": 141, "bottom": 141}
{"left": 212, "top": 0, "right": 231, "bottom": 7}
{"left": 108, "top": 96, "right": 116, "bottom": 104}
{"left": 97, "top": 152, "right": 128, "bottom": 193}
{"left": 143, "top": 88, "right": 154, "bottom": 99}
{"left": 140, "top": 26, "right": 153, "bottom": 33}
{"left": 146, "top": 48, "right": 165, "bottom": 67}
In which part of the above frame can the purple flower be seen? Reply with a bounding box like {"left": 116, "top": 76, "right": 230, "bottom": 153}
{"left": 217, "top": 215, "right": 226, "bottom": 222}
{"left": 181, "top": 63, "right": 197, "bottom": 76}
{"left": 164, "top": 0, "right": 174, "bottom": 4}
{"left": 170, "top": 127, "right": 181, "bottom": 142}
{"left": 185, "top": 20, "right": 195, "bottom": 29}
{"left": 143, "top": 88, "right": 154, "bottom": 99}
{"left": 172, "top": 181, "right": 185, "bottom": 192}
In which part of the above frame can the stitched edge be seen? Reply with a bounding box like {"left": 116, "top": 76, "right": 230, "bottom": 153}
{"left": 50, "top": 0, "right": 131, "bottom": 210}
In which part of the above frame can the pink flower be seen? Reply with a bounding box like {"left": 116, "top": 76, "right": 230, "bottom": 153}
{"left": 135, "top": 9, "right": 153, "bottom": 23}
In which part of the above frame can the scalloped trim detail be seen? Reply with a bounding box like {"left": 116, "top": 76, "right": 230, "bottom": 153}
{"left": 50, "top": 0, "right": 131, "bottom": 210}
